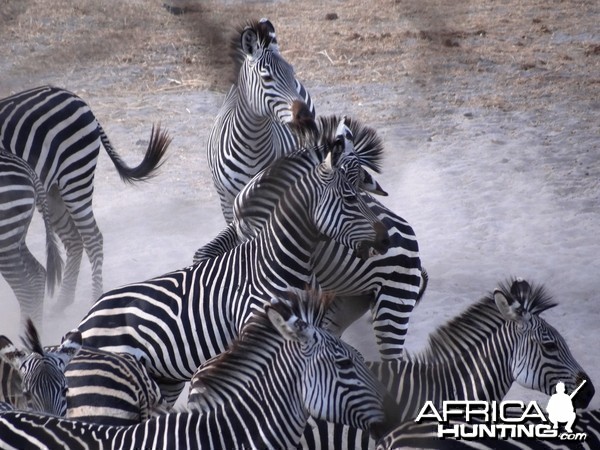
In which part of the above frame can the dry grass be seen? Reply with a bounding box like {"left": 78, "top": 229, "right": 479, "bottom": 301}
{"left": 0, "top": 0, "right": 598, "bottom": 113}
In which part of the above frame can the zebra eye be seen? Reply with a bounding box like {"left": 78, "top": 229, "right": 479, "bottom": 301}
{"left": 335, "top": 358, "right": 354, "bottom": 371}
{"left": 542, "top": 341, "right": 558, "bottom": 352}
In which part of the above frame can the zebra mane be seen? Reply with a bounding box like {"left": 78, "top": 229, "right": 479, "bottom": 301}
{"left": 191, "top": 288, "right": 333, "bottom": 400}
{"left": 409, "top": 278, "right": 557, "bottom": 364}
{"left": 21, "top": 319, "right": 44, "bottom": 356}
{"left": 309, "top": 115, "right": 385, "bottom": 173}
{"left": 230, "top": 18, "right": 278, "bottom": 85}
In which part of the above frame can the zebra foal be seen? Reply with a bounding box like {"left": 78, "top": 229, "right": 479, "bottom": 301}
{"left": 0, "top": 290, "right": 390, "bottom": 449}
{"left": 0, "top": 150, "right": 62, "bottom": 330}
{"left": 0, "top": 85, "right": 171, "bottom": 308}
{"left": 301, "top": 278, "right": 595, "bottom": 449}
{"left": 77, "top": 135, "right": 389, "bottom": 406}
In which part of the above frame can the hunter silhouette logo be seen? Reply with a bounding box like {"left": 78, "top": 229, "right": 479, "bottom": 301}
{"left": 415, "top": 380, "right": 588, "bottom": 442}
{"left": 546, "top": 380, "right": 586, "bottom": 433}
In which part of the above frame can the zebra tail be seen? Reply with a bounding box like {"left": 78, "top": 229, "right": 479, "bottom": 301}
{"left": 99, "top": 123, "right": 172, "bottom": 184}
{"left": 32, "top": 172, "right": 63, "bottom": 296}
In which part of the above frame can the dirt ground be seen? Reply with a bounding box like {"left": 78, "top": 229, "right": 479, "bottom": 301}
{"left": 0, "top": 0, "right": 599, "bottom": 416}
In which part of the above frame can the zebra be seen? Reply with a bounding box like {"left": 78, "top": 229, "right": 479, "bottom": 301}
{"left": 77, "top": 136, "right": 390, "bottom": 406}
{"left": 1, "top": 344, "right": 168, "bottom": 425}
{"left": 376, "top": 409, "right": 600, "bottom": 450}
{"left": 203, "top": 113, "right": 425, "bottom": 359}
{"left": 207, "top": 18, "right": 317, "bottom": 224}
{"left": 0, "top": 85, "right": 171, "bottom": 308}
{"left": 0, "top": 289, "right": 391, "bottom": 450}
{"left": 0, "top": 149, "right": 63, "bottom": 331}
{"left": 300, "top": 277, "right": 595, "bottom": 449}
{"left": 0, "top": 319, "right": 81, "bottom": 415}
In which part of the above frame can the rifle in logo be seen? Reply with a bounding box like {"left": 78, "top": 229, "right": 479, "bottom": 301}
{"left": 546, "top": 380, "right": 586, "bottom": 433}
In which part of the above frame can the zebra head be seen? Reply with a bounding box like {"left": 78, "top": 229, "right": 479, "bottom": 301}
{"left": 333, "top": 115, "right": 388, "bottom": 196}
{"left": 235, "top": 18, "right": 317, "bottom": 136}
{"left": 0, "top": 320, "right": 81, "bottom": 415}
{"left": 314, "top": 137, "right": 390, "bottom": 259}
{"left": 268, "top": 290, "right": 392, "bottom": 437}
{"left": 494, "top": 278, "right": 595, "bottom": 408}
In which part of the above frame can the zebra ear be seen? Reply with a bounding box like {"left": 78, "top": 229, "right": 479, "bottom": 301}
{"left": 494, "top": 289, "right": 524, "bottom": 322}
{"left": 360, "top": 170, "right": 388, "bottom": 196}
{"left": 266, "top": 299, "right": 312, "bottom": 343}
{"left": 0, "top": 335, "right": 28, "bottom": 371}
{"left": 323, "top": 140, "right": 345, "bottom": 172}
{"left": 56, "top": 329, "right": 83, "bottom": 366}
{"left": 241, "top": 27, "right": 262, "bottom": 60}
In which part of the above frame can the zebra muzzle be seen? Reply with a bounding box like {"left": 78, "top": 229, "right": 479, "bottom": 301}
{"left": 289, "top": 100, "right": 317, "bottom": 137}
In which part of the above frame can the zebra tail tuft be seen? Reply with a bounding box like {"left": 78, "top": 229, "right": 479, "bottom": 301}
{"left": 100, "top": 123, "right": 172, "bottom": 184}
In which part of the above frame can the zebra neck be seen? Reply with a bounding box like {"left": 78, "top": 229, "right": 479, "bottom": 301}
{"left": 190, "top": 331, "right": 310, "bottom": 447}
{"left": 231, "top": 87, "right": 294, "bottom": 161}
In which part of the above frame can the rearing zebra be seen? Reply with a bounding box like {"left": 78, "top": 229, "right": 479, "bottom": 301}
{"left": 207, "top": 18, "right": 316, "bottom": 224}
{"left": 0, "top": 149, "right": 62, "bottom": 330}
{"left": 0, "top": 86, "right": 171, "bottom": 307}
{"left": 203, "top": 113, "right": 424, "bottom": 359}
{"left": 0, "top": 290, "right": 389, "bottom": 450}
{"left": 301, "top": 277, "right": 595, "bottom": 449}
{"left": 77, "top": 136, "right": 389, "bottom": 406}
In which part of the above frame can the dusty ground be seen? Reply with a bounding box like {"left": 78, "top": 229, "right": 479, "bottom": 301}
{"left": 0, "top": 0, "right": 599, "bottom": 416}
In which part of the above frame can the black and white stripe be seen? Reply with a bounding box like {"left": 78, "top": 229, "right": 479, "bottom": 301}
{"left": 0, "top": 290, "right": 389, "bottom": 449}
{"left": 0, "top": 319, "right": 81, "bottom": 415}
{"left": 0, "top": 85, "right": 170, "bottom": 308}
{"left": 207, "top": 18, "right": 316, "bottom": 224}
{"left": 0, "top": 150, "right": 62, "bottom": 330}
{"left": 301, "top": 278, "right": 595, "bottom": 449}
{"left": 77, "top": 139, "right": 389, "bottom": 406}
{"left": 203, "top": 114, "right": 425, "bottom": 359}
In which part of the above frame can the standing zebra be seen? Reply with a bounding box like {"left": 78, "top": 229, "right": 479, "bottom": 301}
{"left": 204, "top": 113, "right": 424, "bottom": 358}
{"left": 0, "top": 150, "right": 62, "bottom": 330}
{"left": 0, "top": 290, "right": 390, "bottom": 449}
{"left": 207, "top": 18, "right": 317, "bottom": 224}
{"left": 0, "top": 319, "right": 81, "bottom": 415}
{"left": 77, "top": 138, "right": 389, "bottom": 406}
{"left": 0, "top": 85, "right": 171, "bottom": 308}
{"left": 300, "top": 277, "right": 595, "bottom": 449}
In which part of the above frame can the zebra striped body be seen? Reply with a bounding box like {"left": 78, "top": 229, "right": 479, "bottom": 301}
{"left": 301, "top": 278, "right": 595, "bottom": 449}
{"left": 0, "top": 86, "right": 170, "bottom": 307}
{"left": 0, "top": 290, "right": 389, "bottom": 449}
{"left": 207, "top": 18, "right": 316, "bottom": 223}
{"left": 0, "top": 150, "right": 62, "bottom": 330}
{"left": 0, "top": 320, "right": 81, "bottom": 415}
{"left": 78, "top": 141, "right": 389, "bottom": 406}
{"left": 63, "top": 347, "right": 167, "bottom": 425}
{"left": 377, "top": 409, "right": 600, "bottom": 450}
{"left": 204, "top": 114, "right": 424, "bottom": 359}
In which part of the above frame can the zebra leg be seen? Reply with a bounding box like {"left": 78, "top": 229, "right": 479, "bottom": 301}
{"left": 48, "top": 189, "right": 83, "bottom": 310}
{"left": 0, "top": 245, "right": 46, "bottom": 333}
{"left": 78, "top": 221, "right": 103, "bottom": 302}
